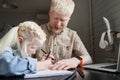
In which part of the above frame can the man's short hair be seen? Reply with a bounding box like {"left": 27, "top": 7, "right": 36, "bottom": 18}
{"left": 50, "top": 0, "right": 75, "bottom": 16}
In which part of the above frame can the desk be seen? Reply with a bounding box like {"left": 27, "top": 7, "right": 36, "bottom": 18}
{"left": 79, "top": 69, "right": 120, "bottom": 80}
{"left": 0, "top": 69, "right": 120, "bottom": 80}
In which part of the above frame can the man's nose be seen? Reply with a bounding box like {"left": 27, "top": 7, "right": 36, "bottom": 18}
{"left": 56, "top": 20, "right": 61, "bottom": 26}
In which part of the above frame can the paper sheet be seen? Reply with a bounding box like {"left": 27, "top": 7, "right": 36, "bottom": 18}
{"left": 24, "top": 70, "right": 73, "bottom": 78}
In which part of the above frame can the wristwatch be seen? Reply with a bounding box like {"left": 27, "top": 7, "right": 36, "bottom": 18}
{"left": 75, "top": 56, "right": 82, "bottom": 60}
{"left": 75, "top": 56, "right": 83, "bottom": 68}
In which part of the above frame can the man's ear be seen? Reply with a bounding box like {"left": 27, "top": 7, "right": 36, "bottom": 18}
{"left": 49, "top": 10, "right": 52, "bottom": 16}
{"left": 49, "top": 11, "right": 51, "bottom": 17}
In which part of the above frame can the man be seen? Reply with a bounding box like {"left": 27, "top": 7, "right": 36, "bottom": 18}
{"left": 41, "top": 0, "right": 92, "bottom": 70}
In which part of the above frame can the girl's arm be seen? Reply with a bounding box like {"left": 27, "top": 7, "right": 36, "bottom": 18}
{"left": 0, "top": 47, "right": 37, "bottom": 76}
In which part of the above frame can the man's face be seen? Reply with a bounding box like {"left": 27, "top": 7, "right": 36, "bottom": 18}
{"left": 49, "top": 10, "right": 71, "bottom": 34}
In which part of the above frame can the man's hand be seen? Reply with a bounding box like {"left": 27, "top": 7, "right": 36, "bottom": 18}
{"left": 50, "top": 58, "right": 80, "bottom": 70}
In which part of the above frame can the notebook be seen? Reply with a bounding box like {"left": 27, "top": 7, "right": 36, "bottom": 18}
{"left": 24, "top": 70, "right": 73, "bottom": 78}
{"left": 83, "top": 36, "right": 120, "bottom": 73}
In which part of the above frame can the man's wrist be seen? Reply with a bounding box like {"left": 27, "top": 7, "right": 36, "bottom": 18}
{"left": 75, "top": 56, "right": 83, "bottom": 68}
{"left": 75, "top": 56, "right": 82, "bottom": 60}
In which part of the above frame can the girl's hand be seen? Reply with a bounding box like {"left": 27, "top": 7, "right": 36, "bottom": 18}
{"left": 37, "top": 60, "right": 53, "bottom": 71}
{"left": 41, "top": 53, "right": 55, "bottom": 61}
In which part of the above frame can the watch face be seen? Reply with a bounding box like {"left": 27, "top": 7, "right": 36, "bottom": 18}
{"left": 75, "top": 56, "right": 82, "bottom": 60}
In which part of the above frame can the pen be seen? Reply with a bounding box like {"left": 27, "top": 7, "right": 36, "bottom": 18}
{"left": 41, "top": 49, "right": 54, "bottom": 60}
{"left": 45, "top": 51, "right": 51, "bottom": 60}
{"left": 41, "top": 49, "right": 47, "bottom": 54}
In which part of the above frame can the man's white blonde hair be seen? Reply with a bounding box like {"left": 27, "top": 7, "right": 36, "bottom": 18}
{"left": 50, "top": 0, "right": 75, "bottom": 16}
{"left": 0, "top": 21, "right": 46, "bottom": 58}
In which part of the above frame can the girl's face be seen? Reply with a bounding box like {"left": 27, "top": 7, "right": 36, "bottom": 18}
{"left": 26, "top": 41, "right": 40, "bottom": 56}
{"left": 19, "top": 37, "right": 41, "bottom": 57}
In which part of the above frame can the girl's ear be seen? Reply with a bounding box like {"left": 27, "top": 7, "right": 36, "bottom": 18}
{"left": 18, "top": 36, "right": 24, "bottom": 44}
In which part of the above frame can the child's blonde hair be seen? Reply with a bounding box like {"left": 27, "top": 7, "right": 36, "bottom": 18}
{"left": 0, "top": 21, "right": 46, "bottom": 58}
{"left": 17, "top": 21, "right": 46, "bottom": 58}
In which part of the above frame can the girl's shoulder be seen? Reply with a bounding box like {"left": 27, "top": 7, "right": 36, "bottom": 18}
{"left": 0, "top": 47, "right": 13, "bottom": 56}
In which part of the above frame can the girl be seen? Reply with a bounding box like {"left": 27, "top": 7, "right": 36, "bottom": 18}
{"left": 0, "top": 21, "right": 53, "bottom": 76}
